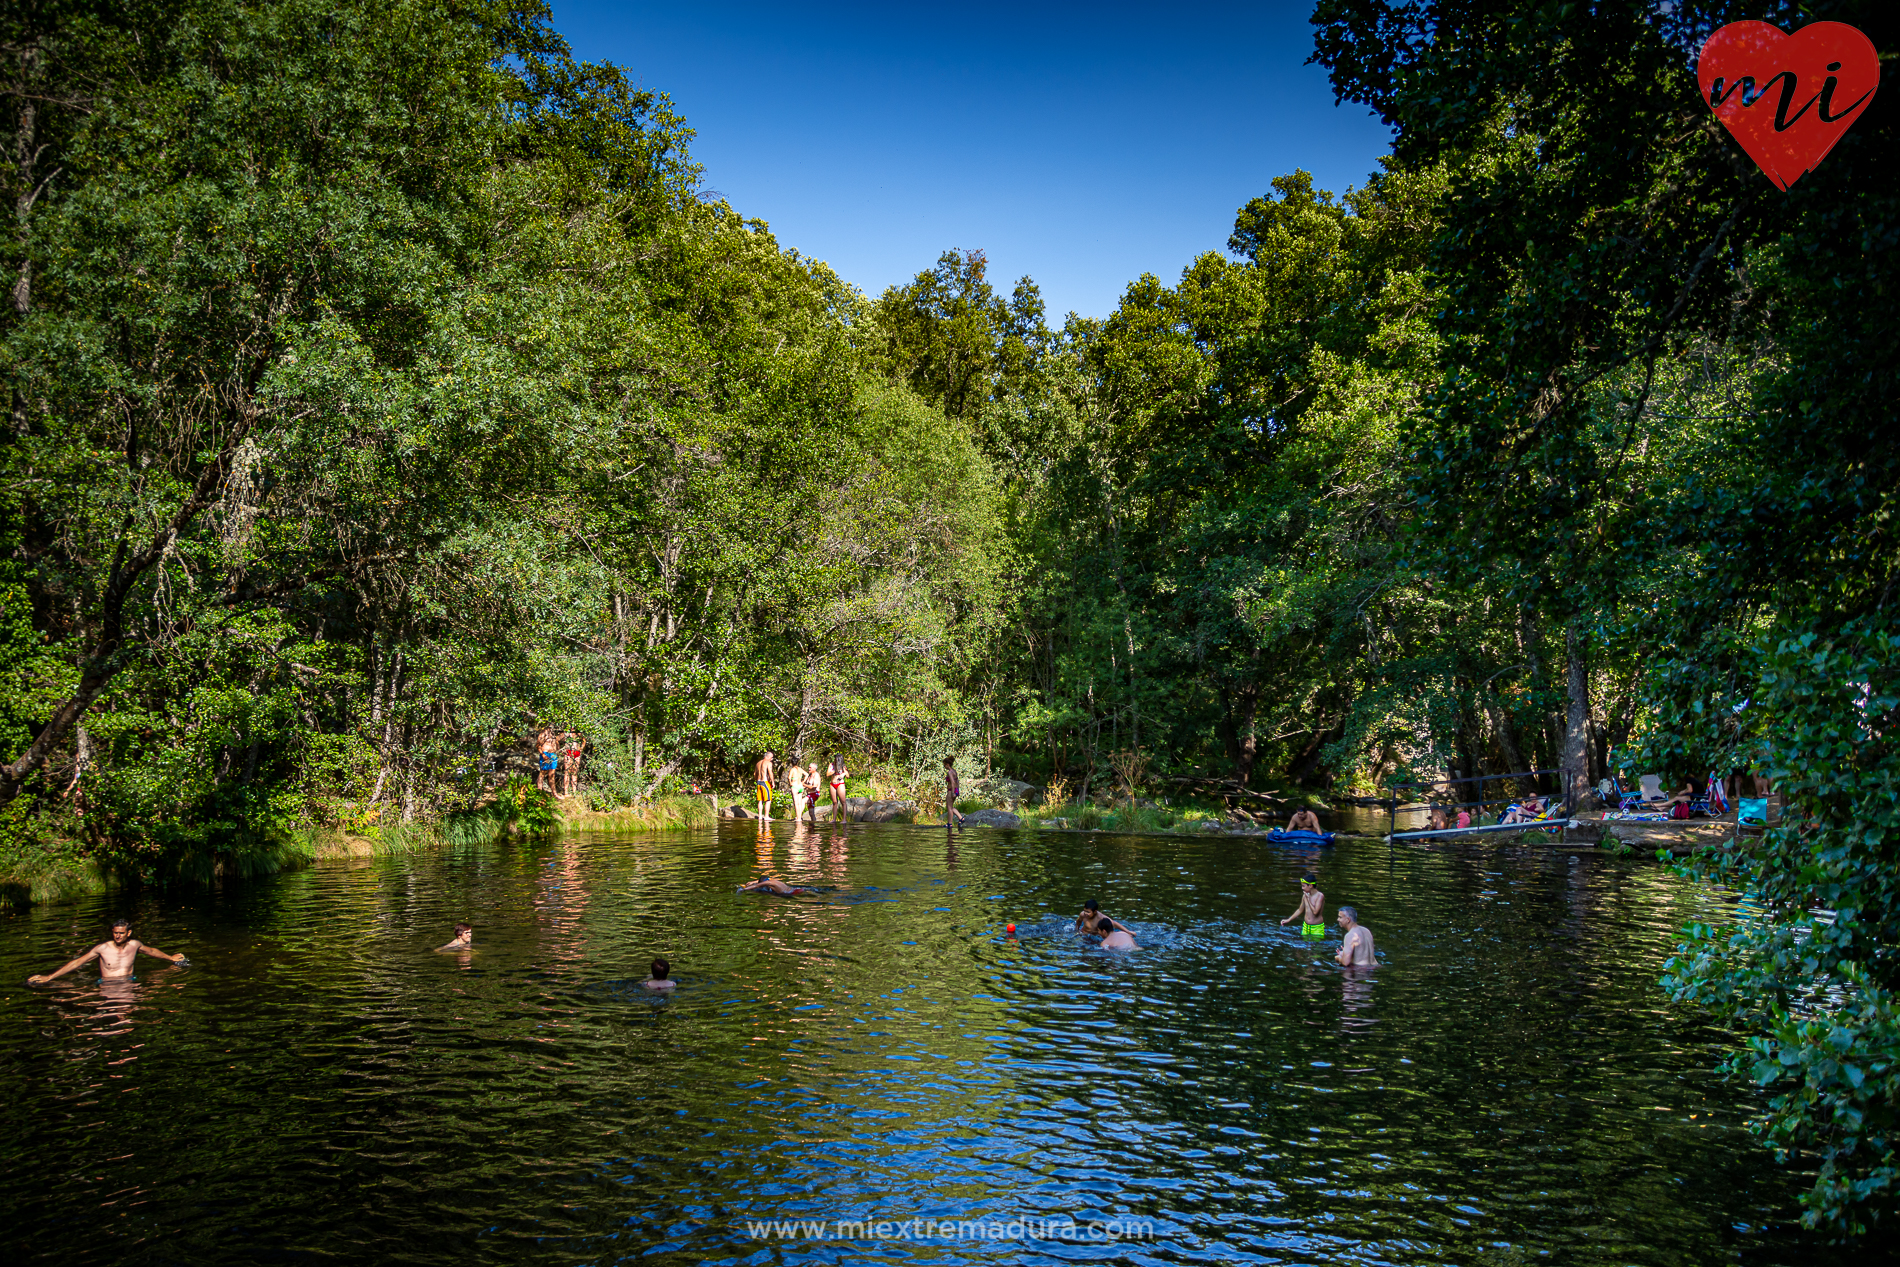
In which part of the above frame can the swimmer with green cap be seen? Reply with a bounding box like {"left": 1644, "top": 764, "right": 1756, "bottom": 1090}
{"left": 1279, "top": 874, "right": 1326, "bottom": 937}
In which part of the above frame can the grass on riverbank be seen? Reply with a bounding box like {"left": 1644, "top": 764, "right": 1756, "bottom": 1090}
{"left": 559, "top": 796, "right": 717, "bottom": 833}
{"left": 0, "top": 825, "right": 114, "bottom": 909}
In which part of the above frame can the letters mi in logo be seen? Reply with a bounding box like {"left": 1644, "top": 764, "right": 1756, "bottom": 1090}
{"left": 1698, "top": 21, "right": 1880, "bottom": 190}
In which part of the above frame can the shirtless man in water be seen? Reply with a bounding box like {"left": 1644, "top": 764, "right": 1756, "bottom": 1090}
{"left": 737, "top": 877, "right": 814, "bottom": 896}
{"left": 1280, "top": 874, "right": 1326, "bottom": 937}
{"left": 1335, "top": 907, "right": 1376, "bottom": 966}
{"left": 27, "top": 920, "right": 187, "bottom": 984}
{"left": 1091, "top": 915, "right": 1138, "bottom": 950}
{"left": 754, "top": 750, "right": 777, "bottom": 821}
{"left": 436, "top": 922, "right": 473, "bottom": 951}
{"left": 1286, "top": 807, "right": 1323, "bottom": 833}
{"left": 1074, "top": 899, "right": 1130, "bottom": 934}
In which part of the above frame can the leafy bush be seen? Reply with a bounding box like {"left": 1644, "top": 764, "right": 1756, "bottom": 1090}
{"left": 1663, "top": 618, "right": 1900, "bottom": 1237}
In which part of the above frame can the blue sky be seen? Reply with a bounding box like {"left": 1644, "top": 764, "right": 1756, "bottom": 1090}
{"left": 546, "top": 2, "right": 1394, "bottom": 319}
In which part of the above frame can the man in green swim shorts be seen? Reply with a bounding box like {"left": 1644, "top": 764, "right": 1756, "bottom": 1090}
{"left": 1279, "top": 874, "right": 1326, "bottom": 937}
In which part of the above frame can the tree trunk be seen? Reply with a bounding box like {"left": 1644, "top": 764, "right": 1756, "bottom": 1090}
{"left": 1485, "top": 698, "right": 1527, "bottom": 778}
{"left": 1563, "top": 626, "right": 1592, "bottom": 809}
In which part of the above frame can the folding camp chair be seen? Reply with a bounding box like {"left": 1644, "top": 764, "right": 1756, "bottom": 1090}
{"left": 1601, "top": 774, "right": 1645, "bottom": 811}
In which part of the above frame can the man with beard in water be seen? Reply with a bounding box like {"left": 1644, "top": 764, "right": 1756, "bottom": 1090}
{"left": 27, "top": 919, "right": 188, "bottom": 984}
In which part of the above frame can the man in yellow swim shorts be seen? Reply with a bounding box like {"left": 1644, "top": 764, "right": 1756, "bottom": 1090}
{"left": 753, "top": 750, "right": 776, "bottom": 820}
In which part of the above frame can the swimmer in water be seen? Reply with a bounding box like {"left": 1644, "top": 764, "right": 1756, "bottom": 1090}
{"left": 1074, "top": 899, "right": 1130, "bottom": 934}
{"left": 643, "top": 958, "right": 676, "bottom": 991}
{"left": 1279, "top": 874, "right": 1326, "bottom": 937}
{"left": 1286, "top": 807, "right": 1323, "bottom": 833}
{"left": 738, "top": 877, "right": 814, "bottom": 896}
{"left": 1092, "top": 915, "right": 1138, "bottom": 950}
{"left": 436, "top": 922, "right": 473, "bottom": 951}
{"left": 27, "top": 919, "right": 187, "bottom": 984}
{"left": 1335, "top": 907, "right": 1376, "bottom": 966}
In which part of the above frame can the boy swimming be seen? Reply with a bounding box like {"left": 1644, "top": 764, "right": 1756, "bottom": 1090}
{"left": 643, "top": 958, "right": 677, "bottom": 991}
{"left": 436, "top": 922, "right": 474, "bottom": 951}
{"left": 737, "top": 877, "right": 814, "bottom": 896}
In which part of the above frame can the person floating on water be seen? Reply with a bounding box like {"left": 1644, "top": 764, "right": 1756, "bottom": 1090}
{"left": 1280, "top": 874, "right": 1326, "bottom": 937}
{"left": 1286, "top": 806, "right": 1323, "bottom": 833}
{"left": 643, "top": 958, "right": 676, "bottom": 991}
{"left": 738, "top": 876, "right": 814, "bottom": 896}
{"left": 27, "top": 919, "right": 188, "bottom": 984}
{"left": 943, "top": 754, "right": 964, "bottom": 828}
{"left": 754, "top": 749, "right": 777, "bottom": 821}
{"left": 436, "top": 922, "right": 473, "bottom": 951}
{"left": 1090, "top": 914, "right": 1138, "bottom": 949}
{"left": 1335, "top": 907, "right": 1376, "bottom": 966}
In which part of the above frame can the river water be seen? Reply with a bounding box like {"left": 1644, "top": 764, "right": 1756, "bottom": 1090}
{"left": 0, "top": 824, "right": 1831, "bottom": 1265}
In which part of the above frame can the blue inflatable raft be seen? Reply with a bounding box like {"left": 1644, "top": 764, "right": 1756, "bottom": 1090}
{"left": 1266, "top": 829, "right": 1336, "bottom": 846}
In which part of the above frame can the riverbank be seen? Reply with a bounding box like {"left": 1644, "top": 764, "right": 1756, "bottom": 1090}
{"left": 0, "top": 793, "right": 721, "bottom": 911}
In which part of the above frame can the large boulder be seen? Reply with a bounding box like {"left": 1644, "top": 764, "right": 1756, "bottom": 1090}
{"left": 979, "top": 778, "right": 1043, "bottom": 807}
{"left": 812, "top": 798, "right": 916, "bottom": 823}
{"left": 957, "top": 808, "right": 1022, "bottom": 828}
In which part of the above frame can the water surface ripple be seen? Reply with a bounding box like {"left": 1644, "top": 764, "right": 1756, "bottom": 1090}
{"left": 0, "top": 825, "right": 1832, "bottom": 1264}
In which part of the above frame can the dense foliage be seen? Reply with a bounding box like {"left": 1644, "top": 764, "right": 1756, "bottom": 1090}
{"left": 4, "top": 0, "right": 1897, "bottom": 1232}
{"left": 1307, "top": 0, "right": 1900, "bottom": 1236}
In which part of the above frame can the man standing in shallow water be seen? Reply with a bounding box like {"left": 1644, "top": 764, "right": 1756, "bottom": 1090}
{"left": 27, "top": 919, "right": 187, "bottom": 984}
{"left": 1335, "top": 907, "right": 1376, "bottom": 966}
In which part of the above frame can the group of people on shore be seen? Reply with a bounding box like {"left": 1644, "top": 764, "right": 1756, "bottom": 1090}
{"left": 752, "top": 750, "right": 853, "bottom": 822}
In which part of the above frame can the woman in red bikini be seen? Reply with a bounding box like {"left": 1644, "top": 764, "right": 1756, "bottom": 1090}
{"left": 825, "top": 753, "right": 850, "bottom": 821}
{"left": 558, "top": 732, "right": 585, "bottom": 798}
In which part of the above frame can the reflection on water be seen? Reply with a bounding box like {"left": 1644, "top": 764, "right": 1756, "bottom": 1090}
{"left": 0, "top": 826, "right": 1835, "bottom": 1265}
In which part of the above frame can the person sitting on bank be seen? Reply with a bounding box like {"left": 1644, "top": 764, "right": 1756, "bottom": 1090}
{"left": 1335, "top": 907, "right": 1376, "bottom": 967}
{"left": 436, "top": 922, "right": 474, "bottom": 951}
{"left": 1427, "top": 804, "right": 1448, "bottom": 832}
{"left": 738, "top": 876, "right": 814, "bottom": 896}
{"left": 1286, "top": 807, "right": 1323, "bottom": 833}
{"left": 27, "top": 919, "right": 187, "bottom": 984}
{"left": 643, "top": 958, "right": 676, "bottom": 991}
{"left": 1501, "top": 795, "right": 1546, "bottom": 824}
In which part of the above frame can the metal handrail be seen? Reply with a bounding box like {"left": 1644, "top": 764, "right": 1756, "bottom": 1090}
{"left": 1385, "top": 768, "right": 1573, "bottom": 843}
